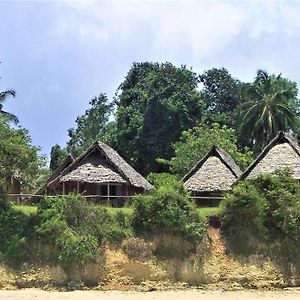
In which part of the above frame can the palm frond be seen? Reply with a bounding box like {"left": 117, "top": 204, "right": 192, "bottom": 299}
{"left": 0, "top": 110, "right": 19, "bottom": 124}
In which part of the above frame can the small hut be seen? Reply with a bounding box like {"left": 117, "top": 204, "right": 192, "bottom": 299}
{"left": 182, "top": 146, "right": 242, "bottom": 207}
{"left": 36, "top": 142, "right": 153, "bottom": 205}
{"left": 240, "top": 131, "right": 300, "bottom": 180}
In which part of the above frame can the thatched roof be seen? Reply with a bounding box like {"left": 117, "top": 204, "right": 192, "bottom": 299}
{"left": 60, "top": 152, "right": 127, "bottom": 184}
{"left": 240, "top": 131, "right": 300, "bottom": 180}
{"left": 48, "top": 141, "right": 153, "bottom": 191}
{"left": 34, "top": 155, "right": 74, "bottom": 195}
{"left": 182, "top": 146, "right": 242, "bottom": 193}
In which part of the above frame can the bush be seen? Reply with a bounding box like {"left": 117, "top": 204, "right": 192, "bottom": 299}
{"left": 58, "top": 231, "right": 98, "bottom": 267}
{"left": 221, "top": 181, "right": 268, "bottom": 254}
{"left": 221, "top": 169, "right": 300, "bottom": 260}
{"left": 114, "top": 210, "right": 132, "bottom": 229}
{"left": 36, "top": 194, "right": 132, "bottom": 268}
{"left": 132, "top": 179, "right": 207, "bottom": 243}
{"left": 0, "top": 196, "right": 32, "bottom": 264}
{"left": 147, "top": 172, "right": 179, "bottom": 188}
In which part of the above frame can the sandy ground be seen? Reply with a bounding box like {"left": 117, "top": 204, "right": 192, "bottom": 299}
{"left": 0, "top": 289, "right": 300, "bottom": 300}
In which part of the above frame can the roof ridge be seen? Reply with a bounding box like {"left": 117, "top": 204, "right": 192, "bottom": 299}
{"left": 182, "top": 145, "right": 242, "bottom": 183}
{"left": 239, "top": 131, "right": 300, "bottom": 180}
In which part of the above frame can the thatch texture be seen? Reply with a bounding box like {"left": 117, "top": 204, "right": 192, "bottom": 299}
{"left": 241, "top": 132, "right": 300, "bottom": 180}
{"left": 96, "top": 142, "right": 153, "bottom": 190}
{"left": 60, "top": 152, "right": 127, "bottom": 184}
{"left": 48, "top": 141, "right": 153, "bottom": 191}
{"left": 183, "top": 146, "right": 242, "bottom": 192}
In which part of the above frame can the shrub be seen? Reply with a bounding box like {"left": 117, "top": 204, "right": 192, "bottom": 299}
{"left": 147, "top": 172, "right": 179, "bottom": 188}
{"left": 221, "top": 181, "right": 268, "bottom": 254}
{"left": 0, "top": 196, "right": 31, "bottom": 264}
{"left": 114, "top": 210, "right": 132, "bottom": 229}
{"left": 221, "top": 169, "right": 300, "bottom": 260}
{"left": 58, "top": 230, "right": 98, "bottom": 267}
{"left": 36, "top": 194, "right": 132, "bottom": 268}
{"left": 132, "top": 179, "right": 207, "bottom": 243}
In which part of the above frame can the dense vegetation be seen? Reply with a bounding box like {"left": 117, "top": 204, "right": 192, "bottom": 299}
{"left": 0, "top": 185, "right": 208, "bottom": 270}
{"left": 46, "top": 64, "right": 300, "bottom": 178}
{"left": 2, "top": 62, "right": 300, "bottom": 282}
{"left": 132, "top": 176, "right": 207, "bottom": 242}
{"left": 221, "top": 170, "right": 300, "bottom": 265}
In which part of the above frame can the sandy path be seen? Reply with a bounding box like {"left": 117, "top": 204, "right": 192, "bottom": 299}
{"left": 0, "top": 289, "right": 300, "bottom": 300}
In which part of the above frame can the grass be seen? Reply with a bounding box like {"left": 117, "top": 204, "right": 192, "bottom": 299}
{"left": 13, "top": 204, "right": 38, "bottom": 215}
{"left": 197, "top": 206, "right": 222, "bottom": 218}
{"left": 13, "top": 204, "right": 134, "bottom": 217}
{"left": 12, "top": 204, "right": 220, "bottom": 219}
{"left": 106, "top": 206, "right": 133, "bottom": 217}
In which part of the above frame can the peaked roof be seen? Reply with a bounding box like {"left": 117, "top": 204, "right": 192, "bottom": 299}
{"left": 182, "top": 146, "right": 242, "bottom": 192}
{"left": 240, "top": 131, "right": 300, "bottom": 180}
{"left": 47, "top": 141, "right": 153, "bottom": 191}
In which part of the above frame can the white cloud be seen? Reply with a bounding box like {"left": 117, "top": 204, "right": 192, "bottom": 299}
{"left": 54, "top": 1, "right": 300, "bottom": 61}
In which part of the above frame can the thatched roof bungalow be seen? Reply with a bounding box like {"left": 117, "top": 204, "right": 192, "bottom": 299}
{"left": 36, "top": 141, "right": 152, "bottom": 205}
{"left": 240, "top": 131, "right": 300, "bottom": 180}
{"left": 182, "top": 146, "right": 242, "bottom": 206}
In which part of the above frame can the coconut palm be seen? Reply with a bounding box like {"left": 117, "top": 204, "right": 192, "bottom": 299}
{"left": 240, "top": 70, "right": 296, "bottom": 152}
{"left": 0, "top": 89, "right": 18, "bottom": 124}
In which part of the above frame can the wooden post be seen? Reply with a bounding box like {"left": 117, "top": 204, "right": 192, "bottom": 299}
{"left": 62, "top": 182, "right": 65, "bottom": 195}
{"left": 125, "top": 184, "right": 129, "bottom": 206}
{"left": 77, "top": 181, "right": 80, "bottom": 194}
{"left": 107, "top": 183, "right": 110, "bottom": 206}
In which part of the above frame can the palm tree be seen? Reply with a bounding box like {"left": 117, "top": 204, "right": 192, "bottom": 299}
{"left": 0, "top": 89, "right": 18, "bottom": 124}
{"left": 240, "top": 70, "right": 296, "bottom": 152}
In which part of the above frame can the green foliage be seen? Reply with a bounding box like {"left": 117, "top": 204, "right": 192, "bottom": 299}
{"left": 0, "top": 87, "right": 18, "bottom": 124}
{"left": 67, "top": 93, "right": 113, "bottom": 157}
{"left": 114, "top": 210, "right": 132, "bottom": 229}
{"left": 197, "top": 207, "right": 222, "bottom": 218}
{"left": 221, "top": 181, "right": 269, "bottom": 254}
{"left": 36, "top": 194, "right": 131, "bottom": 267}
{"left": 12, "top": 204, "right": 37, "bottom": 215}
{"left": 200, "top": 68, "right": 245, "bottom": 128}
{"left": 0, "top": 196, "right": 31, "bottom": 264}
{"left": 221, "top": 170, "right": 300, "bottom": 260}
{"left": 114, "top": 62, "right": 204, "bottom": 175}
{"left": 58, "top": 231, "right": 98, "bottom": 267}
{"left": 132, "top": 179, "right": 207, "bottom": 243}
{"left": 49, "top": 144, "right": 69, "bottom": 171}
{"left": 169, "top": 123, "right": 253, "bottom": 177}
{"left": 239, "top": 70, "right": 299, "bottom": 152}
{"left": 0, "top": 122, "right": 46, "bottom": 192}
{"left": 147, "top": 172, "right": 179, "bottom": 188}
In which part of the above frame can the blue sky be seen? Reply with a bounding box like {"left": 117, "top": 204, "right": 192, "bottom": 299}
{"left": 1, "top": 0, "right": 300, "bottom": 160}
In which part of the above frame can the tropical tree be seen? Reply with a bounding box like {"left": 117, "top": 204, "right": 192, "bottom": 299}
{"left": 199, "top": 68, "right": 245, "bottom": 129}
{"left": 67, "top": 93, "right": 113, "bottom": 157}
{"left": 167, "top": 123, "right": 253, "bottom": 177}
{"left": 0, "top": 89, "right": 18, "bottom": 124}
{"left": 113, "top": 62, "right": 204, "bottom": 175}
{"left": 49, "top": 144, "right": 69, "bottom": 171}
{"left": 0, "top": 122, "right": 46, "bottom": 192}
{"left": 239, "top": 70, "right": 298, "bottom": 152}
